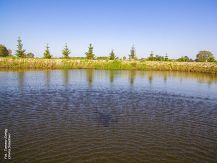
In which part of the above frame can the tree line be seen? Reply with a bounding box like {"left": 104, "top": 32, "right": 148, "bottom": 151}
{"left": 0, "top": 37, "right": 216, "bottom": 62}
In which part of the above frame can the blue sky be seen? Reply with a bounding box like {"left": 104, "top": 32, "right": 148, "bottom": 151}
{"left": 1, "top": 0, "right": 217, "bottom": 58}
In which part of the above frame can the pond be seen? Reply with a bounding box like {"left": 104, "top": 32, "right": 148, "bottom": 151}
{"left": 0, "top": 70, "right": 217, "bottom": 162}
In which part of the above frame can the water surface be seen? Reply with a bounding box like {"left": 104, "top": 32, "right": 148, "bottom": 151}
{"left": 0, "top": 70, "right": 217, "bottom": 162}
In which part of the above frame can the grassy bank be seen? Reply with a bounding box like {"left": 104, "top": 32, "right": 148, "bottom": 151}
{"left": 0, "top": 58, "right": 217, "bottom": 74}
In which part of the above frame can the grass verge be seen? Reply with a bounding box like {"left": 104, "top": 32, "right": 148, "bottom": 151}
{"left": 0, "top": 58, "right": 217, "bottom": 74}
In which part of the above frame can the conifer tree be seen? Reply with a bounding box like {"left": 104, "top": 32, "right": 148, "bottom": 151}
{"left": 129, "top": 45, "right": 136, "bottom": 60}
{"left": 165, "top": 53, "right": 168, "bottom": 61}
{"left": 16, "top": 37, "right": 25, "bottom": 58}
{"left": 43, "top": 44, "right": 52, "bottom": 59}
{"left": 62, "top": 43, "right": 70, "bottom": 58}
{"left": 85, "top": 44, "right": 95, "bottom": 59}
{"left": 148, "top": 51, "right": 154, "bottom": 61}
{"left": 109, "top": 49, "right": 116, "bottom": 60}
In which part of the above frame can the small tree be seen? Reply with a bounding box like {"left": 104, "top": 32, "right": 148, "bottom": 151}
{"left": 177, "top": 56, "right": 190, "bottom": 62}
{"left": 129, "top": 45, "right": 137, "bottom": 60}
{"left": 96, "top": 56, "right": 109, "bottom": 60}
{"left": 147, "top": 51, "right": 154, "bottom": 61}
{"left": 109, "top": 49, "right": 116, "bottom": 60}
{"left": 43, "top": 44, "right": 52, "bottom": 59}
{"left": 26, "top": 53, "right": 34, "bottom": 58}
{"left": 155, "top": 55, "right": 165, "bottom": 61}
{"left": 196, "top": 51, "right": 215, "bottom": 62}
{"left": 85, "top": 44, "right": 95, "bottom": 59}
{"left": 16, "top": 37, "right": 26, "bottom": 58}
{"left": 0, "top": 44, "right": 9, "bottom": 57}
{"left": 62, "top": 43, "right": 70, "bottom": 58}
{"left": 165, "top": 53, "right": 168, "bottom": 61}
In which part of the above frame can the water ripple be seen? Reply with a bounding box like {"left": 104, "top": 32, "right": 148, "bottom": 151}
{"left": 0, "top": 70, "right": 217, "bottom": 162}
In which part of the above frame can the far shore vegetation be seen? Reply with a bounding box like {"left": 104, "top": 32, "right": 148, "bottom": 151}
{"left": 0, "top": 37, "right": 217, "bottom": 74}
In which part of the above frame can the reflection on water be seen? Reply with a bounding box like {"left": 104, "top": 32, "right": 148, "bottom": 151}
{"left": 86, "top": 69, "right": 94, "bottom": 87}
{"left": 8, "top": 69, "right": 217, "bottom": 89}
{"left": 163, "top": 73, "right": 167, "bottom": 83}
{"left": 17, "top": 71, "right": 25, "bottom": 89}
{"left": 63, "top": 69, "right": 69, "bottom": 86}
{"left": 0, "top": 69, "right": 217, "bottom": 162}
{"left": 45, "top": 70, "right": 51, "bottom": 86}
{"left": 109, "top": 71, "right": 114, "bottom": 83}
{"left": 129, "top": 70, "right": 136, "bottom": 85}
{"left": 148, "top": 73, "right": 153, "bottom": 85}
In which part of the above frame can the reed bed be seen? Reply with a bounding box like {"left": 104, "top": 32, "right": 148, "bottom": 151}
{"left": 0, "top": 58, "right": 217, "bottom": 74}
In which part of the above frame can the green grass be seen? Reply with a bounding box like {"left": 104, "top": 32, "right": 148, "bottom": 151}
{"left": 0, "top": 57, "right": 217, "bottom": 74}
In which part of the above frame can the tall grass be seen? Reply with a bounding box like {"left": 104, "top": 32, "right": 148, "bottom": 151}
{"left": 0, "top": 58, "right": 217, "bottom": 74}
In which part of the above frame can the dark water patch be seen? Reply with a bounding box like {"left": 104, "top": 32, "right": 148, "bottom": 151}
{"left": 0, "top": 70, "right": 217, "bottom": 162}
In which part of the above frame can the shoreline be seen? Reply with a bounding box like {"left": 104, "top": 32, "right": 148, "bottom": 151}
{"left": 0, "top": 58, "right": 217, "bottom": 74}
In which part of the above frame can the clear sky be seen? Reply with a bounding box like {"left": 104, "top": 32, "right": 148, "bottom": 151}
{"left": 1, "top": 0, "right": 217, "bottom": 59}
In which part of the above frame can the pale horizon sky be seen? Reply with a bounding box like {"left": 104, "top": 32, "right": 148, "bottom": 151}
{"left": 0, "top": 0, "right": 217, "bottom": 59}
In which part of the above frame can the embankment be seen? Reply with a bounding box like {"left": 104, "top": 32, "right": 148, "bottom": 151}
{"left": 0, "top": 58, "right": 217, "bottom": 74}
